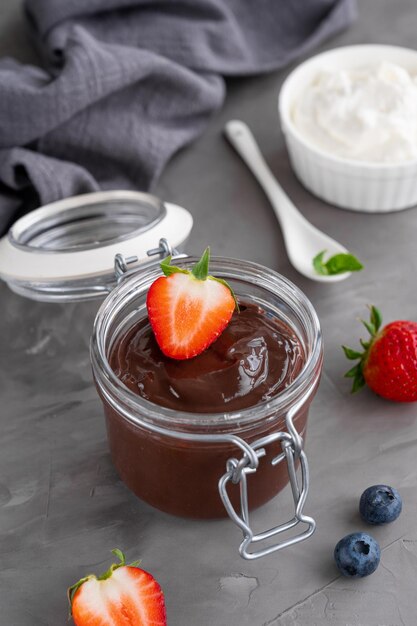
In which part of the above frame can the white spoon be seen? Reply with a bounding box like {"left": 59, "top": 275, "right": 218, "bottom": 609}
{"left": 224, "top": 120, "right": 351, "bottom": 282}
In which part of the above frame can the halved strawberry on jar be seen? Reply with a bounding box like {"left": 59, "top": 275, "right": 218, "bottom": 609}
{"left": 147, "top": 247, "right": 237, "bottom": 360}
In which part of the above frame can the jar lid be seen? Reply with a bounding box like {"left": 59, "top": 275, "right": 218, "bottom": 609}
{"left": 0, "top": 190, "right": 193, "bottom": 302}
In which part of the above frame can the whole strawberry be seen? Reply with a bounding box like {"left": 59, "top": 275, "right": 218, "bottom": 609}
{"left": 343, "top": 306, "right": 417, "bottom": 402}
{"left": 68, "top": 549, "right": 166, "bottom": 626}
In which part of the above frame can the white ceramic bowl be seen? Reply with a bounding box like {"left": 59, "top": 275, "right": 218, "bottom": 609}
{"left": 279, "top": 44, "right": 417, "bottom": 213}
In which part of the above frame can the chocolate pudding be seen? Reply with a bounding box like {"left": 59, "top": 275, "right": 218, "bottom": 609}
{"left": 100, "top": 302, "right": 316, "bottom": 518}
{"left": 110, "top": 303, "right": 305, "bottom": 413}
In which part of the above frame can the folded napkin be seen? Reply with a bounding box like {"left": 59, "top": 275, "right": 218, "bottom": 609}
{"left": 0, "top": 0, "right": 356, "bottom": 234}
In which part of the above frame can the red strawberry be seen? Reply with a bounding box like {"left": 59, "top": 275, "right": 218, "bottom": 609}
{"left": 343, "top": 306, "right": 417, "bottom": 402}
{"left": 68, "top": 549, "right": 166, "bottom": 626}
{"left": 146, "top": 247, "right": 237, "bottom": 360}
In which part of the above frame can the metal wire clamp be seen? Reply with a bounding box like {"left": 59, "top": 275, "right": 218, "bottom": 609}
{"left": 218, "top": 403, "right": 316, "bottom": 560}
{"left": 114, "top": 238, "right": 179, "bottom": 283}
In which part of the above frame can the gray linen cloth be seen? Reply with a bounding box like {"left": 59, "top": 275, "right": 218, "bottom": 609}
{"left": 0, "top": 0, "right": 356, "bottom": 234}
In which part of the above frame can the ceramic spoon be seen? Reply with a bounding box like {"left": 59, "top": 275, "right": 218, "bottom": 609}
{"left": 224, "top": 120, "right": 351, "bottom": 282}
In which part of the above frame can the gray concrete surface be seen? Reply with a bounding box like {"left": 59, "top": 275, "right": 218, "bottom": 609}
{"left": 1, "top": 1, "right": 417, "bottom": 624}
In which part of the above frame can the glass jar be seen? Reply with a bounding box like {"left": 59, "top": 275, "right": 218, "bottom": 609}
{"left": 91, "top": 255, "right": 323, "bottom": 556}
{"left": 0, "top": 191, "right": 322, "bottom": 559}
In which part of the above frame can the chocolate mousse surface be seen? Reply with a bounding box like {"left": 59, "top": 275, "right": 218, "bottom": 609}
{"left": 110, "top": 302, "right": 305, "bottom": 413}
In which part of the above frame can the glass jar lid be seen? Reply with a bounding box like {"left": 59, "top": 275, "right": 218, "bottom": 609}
{"left": 0, "top": 190, "right": 193, "bottom": 302}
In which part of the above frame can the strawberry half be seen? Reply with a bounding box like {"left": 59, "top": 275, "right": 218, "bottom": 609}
{"left": 343, "top": 305, "right": 417, "bottom": 402}
{"left": 68, "top": 549, "right": 166, "bottom": 626}
{"left": 146, "top": 247, "right": 237, "bottom": 360}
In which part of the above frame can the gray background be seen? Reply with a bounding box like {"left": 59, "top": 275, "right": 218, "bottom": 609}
{"left": 1, "top": 1, "right": 417, "bottom": 624}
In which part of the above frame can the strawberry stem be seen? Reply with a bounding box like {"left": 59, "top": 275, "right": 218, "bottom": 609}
{"left": 362, "top": 320, "right": 376, "bottom": 337}
{"left": 342, "top": 305, "right": 383, "bottom": 393}
{"left": 67, "top": 549, "right": 142, "bottom": 616}
{"left": 111, "top": 548, "right": 126, "bottom": 566}
{"left": 209, "top": 275, "right": 240, "bottom": 311}
{"left": 158, "top": 246, "right": 238, "bottom": 311}
{"left": 160, "top": 256, "right": 188, "bottom": 277}
{"left": 67, "top": 575, "right": 93, "bottom": 616}
{"left": 369, "top": 305, "right": 382, "bottom": 332}
{"left": 191, "top": 247, "right": 210, "bottom": 280}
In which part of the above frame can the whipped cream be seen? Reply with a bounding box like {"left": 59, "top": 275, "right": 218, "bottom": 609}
{"left": 293, "top": 62, "right": 417, "bottom": 163}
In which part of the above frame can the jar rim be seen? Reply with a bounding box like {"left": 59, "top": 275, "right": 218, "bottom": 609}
{"left": 91, "top": 256, "right": 323, "bottom": 433}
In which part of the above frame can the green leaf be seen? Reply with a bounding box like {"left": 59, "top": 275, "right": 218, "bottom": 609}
{"left": 160, "top": 248, "right": 238, "bottom": 311}
{"left": 191, "top": 247, "right": 210, "bottom": 280}
{"left": 67, "top": 548, "right": 141, "bottom": 617}
{"left": 160, "top": 256, "right": 189, "bottom": 277}
{"left": 312, "top": 250, "right": 364, "bottom": 276}
{"left": 362, "top": 320, "right": 376, "bottom": 337}
{"left": 344, "top": 363, "right": 361, "bottom": 378}
{"left": 351, "top": 371, "right": 366, "bottom": 393}
{"left": 342, "top": 345, "right": 362, "bottom": 360}
{"left": 68, "top": 576, "right": 93, "bottom": 612}
{"left": 369, "top": 305, "right": 382, "bottom": 332}
{"left": 312, "top": 250, "right": 328, "bottom": 275}
{"left": 98, "top": 549, "right": 127, "bottom": 581}
{"left": 325, "top": 253, "right": 363, "bottom": 274}
{"left": 111, "top": 549, "right": 126, "bottom": 566}
{"left": 208, "top": 275, "right": 239, "bottom": 311}
{"left": 341, "top": 305, "right": 383, "bottom": 395}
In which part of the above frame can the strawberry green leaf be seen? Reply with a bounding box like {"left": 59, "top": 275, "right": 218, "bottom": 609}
{"left": 99, "top": 549, "right": 129, "bottom": 580}
{"left": 362, "top": 320, "right": 376, "bottom": 337}
{"left": 111, "top": 549, "right": 126, "bottom": 566}
{"left": 342, "top": 305, "right": 385, "bottom": 395}
{"left": 160, "top": 256, "right": 189, "bottom": 277}
{"left": 191, "top": 247, "right": 210, "bottom": 281}
{"left": 313, "top": 250, "right": 364, "bottom": 276}
{"left": 351, "top": 371, "right": 366, "bottom": 393}
{"left": 342, "top": 345, "right": 362, "bottom": 360}
{"left": 113, "top": 548, "right": 141, "bottom": 569}
{"left": 208, "top": 275, "right": 239, "bottom": 311}
{"left": 67, "top": 549, "right": 143, "bottom": 617}
{"left": 344, "top": 363, "right": 361, "bottom": 378}
{"left": 159, "top": 247, "right": 238, "bottom": 317}
{"left": 68, "top": 576, "right": 94, "bottom": 614}
{"left": 369, "top": 305, "right": 382, "bottom": 332}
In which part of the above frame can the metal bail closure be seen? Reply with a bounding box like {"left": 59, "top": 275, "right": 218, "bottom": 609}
{"left": 218, "top": 404, "right": 316, "bottom": 560}
{"left": 114, "top": 238, "right": 183, "bottom": 283}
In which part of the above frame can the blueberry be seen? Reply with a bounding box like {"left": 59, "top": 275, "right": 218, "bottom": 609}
{"left": 359, "top": 484, "right": 402, "bottom": 525}
{"left": 334, "top": 532, "right": 380, "bottom": 578}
